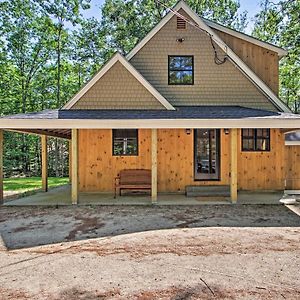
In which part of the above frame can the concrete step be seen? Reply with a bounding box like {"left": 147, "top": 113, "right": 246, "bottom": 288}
{"left": 186, "top": 185, "right": 230, "bottom": 197}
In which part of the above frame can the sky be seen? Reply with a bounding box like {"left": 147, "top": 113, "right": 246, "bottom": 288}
{"left": 81, "top": 0, "right": 270, "bottom": 34}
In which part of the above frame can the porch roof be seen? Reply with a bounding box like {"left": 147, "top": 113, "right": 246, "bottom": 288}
{"left": 1, "top": 106, "right": 300, "bottom": 129}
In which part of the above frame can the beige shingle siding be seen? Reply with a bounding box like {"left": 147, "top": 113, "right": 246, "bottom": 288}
{"left": 130, "top": 10, "right": 277, "bottom": 111}
{"left": 71, "top": 61, "right": 165, "bottom": 110}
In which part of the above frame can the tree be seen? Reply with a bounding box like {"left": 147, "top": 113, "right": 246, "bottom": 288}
{"left": 101, "top": 0, "right": 248, "bottom": 54}
{"left": 252, "top": 0, "right": 300, "bottom": 112}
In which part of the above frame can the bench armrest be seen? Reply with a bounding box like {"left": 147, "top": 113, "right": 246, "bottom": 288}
{"left": 115, "top": 176, "right": 120, "bottom": 186}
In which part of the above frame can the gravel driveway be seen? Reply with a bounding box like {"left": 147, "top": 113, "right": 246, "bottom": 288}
{"left": 0, "top": 205, "right": 299, "bottom": 299}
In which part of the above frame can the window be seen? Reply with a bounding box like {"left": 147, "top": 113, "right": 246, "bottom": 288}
{"left": 113, "top": 129, "right": 138, "bottom": 156}
{"left": 168, "top": 56, "right": 194, "bottom": 85}
{"left": 177, "top": 17, "right": 186, "bottom": 29}
{"left": 242, "top": 129, "right": 270, "bottom": 151}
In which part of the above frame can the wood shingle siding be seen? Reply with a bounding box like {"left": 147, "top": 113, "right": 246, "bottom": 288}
{"left": 130, "top": 10, "right": 277, "bottom": 111}
{"left": 71, "top": 61, "right": 165, "bottom": 110}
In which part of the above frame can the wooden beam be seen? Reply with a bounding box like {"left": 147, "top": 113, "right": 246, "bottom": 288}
{"left": 69, "top": 140, "right": 72, "bottom": 184}
{"left": 0, "top": 130, "right": 3, "bottom": 204}
{"left": 7, "top": 129, "right": 71, "bottom": 140}
{"left": 280, "top": 128, "right": 299, "bottom": 134}
{"left": 41, "top": 135, "right": 48, "bottom": 192}
{"left": 71, "top": 129, "right": 78, "bottom": 204}
{"left": 230, "top": 128, "right": 238, "bottom": 203}
{"left": 151, "top": 129, "right": 158, "bottom": 203}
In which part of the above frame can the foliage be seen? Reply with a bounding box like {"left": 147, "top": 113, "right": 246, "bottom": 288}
{"left": 252, "top": 0, "right": 300, "bottom": 112}
{"left": 101, "top": 0, "right": 248, "bottom": 54}
{"left": 0, "top": 0, "right": 298, "bottom": 178}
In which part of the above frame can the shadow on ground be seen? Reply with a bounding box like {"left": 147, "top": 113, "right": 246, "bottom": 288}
{"left": 0, "top": 204, "right": 299, "bottom": 250}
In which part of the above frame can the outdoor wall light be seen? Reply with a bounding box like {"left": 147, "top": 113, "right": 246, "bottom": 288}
{"left": 224, "top": 128, "right": 230, "bottom": 135}
{"left": 176, "top": 37, "right": 185, "bottom": 43}
{"left": 185, "top": 128, "right": 191, "bottom": 135}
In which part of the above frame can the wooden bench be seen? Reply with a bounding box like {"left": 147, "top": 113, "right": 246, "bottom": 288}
{"left": 114, "top": 169, "right": 151, "bottom": 198}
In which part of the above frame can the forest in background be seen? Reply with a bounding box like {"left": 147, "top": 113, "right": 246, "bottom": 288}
{"left": 0, "top": 0, "right": 299, "bottom": 178}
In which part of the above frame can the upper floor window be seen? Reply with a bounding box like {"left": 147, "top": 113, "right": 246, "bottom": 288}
{"left": 113, "top": 129, "right": 138, "bottom": 156}
{"left": 168, "top": 56, "right": 194, "bottom": 85}
{"left": 242, "top": 129, "right": 270, "bottom": 151}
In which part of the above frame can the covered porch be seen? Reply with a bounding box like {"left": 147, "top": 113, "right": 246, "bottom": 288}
{"left": 1, "top": 106, "right": 300, "bottom": 206}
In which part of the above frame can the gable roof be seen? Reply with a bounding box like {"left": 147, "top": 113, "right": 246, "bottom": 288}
{"left": 126, "top": 0, "right": 290, "bottom": 113}
{"left": 63, "top": 52, "right": 175, "bottom": 110}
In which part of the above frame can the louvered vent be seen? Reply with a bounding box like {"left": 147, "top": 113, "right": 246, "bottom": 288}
{"left": 177, "top": 17, "right": 186, "bottom": 29}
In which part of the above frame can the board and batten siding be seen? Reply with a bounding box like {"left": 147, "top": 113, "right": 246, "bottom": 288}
{"left": 71, "top": 61, "right": 164, "bottom": 110}
{"left": 129, "top": 9, "right": 277, "bottom": 111}
{"left": 215, "top": 30, "right": 279, "bottom": 95}
{"left": 78, "top": 129, "right": 286, "bottom": 193}
{"left": 238, "top": 129, "right": 285, "bottom": 190}
{"left": 285, "top": 145, "right": 300, "bottom": 190}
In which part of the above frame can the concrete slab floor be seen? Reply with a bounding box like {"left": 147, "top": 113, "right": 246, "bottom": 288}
{"left": 3, "top": 185, "right": 285, "bottom": 206}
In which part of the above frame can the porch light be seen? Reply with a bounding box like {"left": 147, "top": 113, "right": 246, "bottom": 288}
{"left": 185, "top": 129, "right": 191, "bottom": 135}
{"left": 224, "top": 128, "right": 230, "bottom": 135}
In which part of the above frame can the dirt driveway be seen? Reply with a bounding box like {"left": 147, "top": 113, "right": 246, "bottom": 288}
{"left": 0, "top": 205, "right": 299, "bottom": 299}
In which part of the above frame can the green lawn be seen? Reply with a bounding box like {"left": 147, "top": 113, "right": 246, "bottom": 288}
{"left": 4, "top": 177, "right": 69, "bottom": 192}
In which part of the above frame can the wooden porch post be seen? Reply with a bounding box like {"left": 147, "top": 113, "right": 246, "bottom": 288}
{"left": 230, "top": 128, "right": 238, "bottom": 203}
{"left": 151, "top": 129, "right": 158, "bottom": 203}
{"left": 41, "top": 135, "right": 48, "bottom": 192}
{"left": 0, "top": 130, "right": 3, "bottom": 204}
{"left": 69, "top": 139, "right": 72, "bottom": 184}
{"left": 71, "top": 129, "right": 78, "bottom": 204}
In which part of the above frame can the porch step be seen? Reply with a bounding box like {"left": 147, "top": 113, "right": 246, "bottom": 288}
{"left": 186, "top": 185, "right": 230, "bottom": 197}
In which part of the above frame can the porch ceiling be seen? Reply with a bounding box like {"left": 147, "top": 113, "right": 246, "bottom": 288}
{"left": 8, "top": 129, "right": 71, "bottom": 139}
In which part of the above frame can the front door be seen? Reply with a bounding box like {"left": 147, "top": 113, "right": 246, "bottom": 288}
{"left": 194, "top": 129, "right": 220, "bottom": 180}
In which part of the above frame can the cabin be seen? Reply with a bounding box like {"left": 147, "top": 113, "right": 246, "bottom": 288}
{"left": 1, "top": 1, "right": 300, "bottom": 205}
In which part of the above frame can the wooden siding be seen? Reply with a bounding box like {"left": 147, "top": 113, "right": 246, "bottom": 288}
{"left": 157, "top": 129, "right": 230, "bottom": 192}
{"left": 72, "top": 61, "right": 164, "bottom": 110}
{"left": 78, "top": 129, "right": 151, "bottom": 192}
{"left": 285, "top": 146, "right": 300, "bottom": 190}
{"left": 129, "top": 9, "right": 277, "bottom": 111}
{"left": 215, "top": 30, "right": 279, "bottom": 95}
{"left": 78, "top": 129, "right": 286, "bottom": 193}
{"left": 78, "top": 128, "right": 230, "bottom": 192}
{"left": 238, "top": 129, "right": 285, "bottom": 190}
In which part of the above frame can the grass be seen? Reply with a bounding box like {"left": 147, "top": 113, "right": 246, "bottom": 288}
{"left": 4, "top": 177, "right": 69, "bottom": 192}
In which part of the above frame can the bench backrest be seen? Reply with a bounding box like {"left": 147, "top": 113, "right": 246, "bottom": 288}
{"left": 119, "top": 169, "right": 151, "bottom": 185}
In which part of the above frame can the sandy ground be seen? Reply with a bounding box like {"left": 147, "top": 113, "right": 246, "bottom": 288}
{"left": 0, "top": 205, "right": 299, "bottom": 299}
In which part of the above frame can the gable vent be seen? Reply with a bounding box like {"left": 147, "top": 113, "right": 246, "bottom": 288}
{"left": 177, "top": 17, "right": 186, "bottom": 30}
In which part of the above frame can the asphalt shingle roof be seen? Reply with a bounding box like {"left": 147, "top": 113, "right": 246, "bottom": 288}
{"left": 3, "top": 106, "right": 298, "bottom": 120}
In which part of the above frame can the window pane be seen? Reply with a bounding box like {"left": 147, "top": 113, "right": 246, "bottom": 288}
{"left": 242, "top": 129, "right": 254, "bottom": 137}
{"left": 242, "top": 129, "right": 270, "bottom": 152}
{"left": 169, "top": 56, "right": 193, "bottom": 85}
{"left": 256, "top": 138, "right": 270, "bottom": 151}
{"left": 169, "top": 56, "right": 193, "bottom": 70}
{"left": 169, "top": 70, "right": 193, "bottom": 84}
{"left": 113, "top": 130, "right": 138, "bottom": 155}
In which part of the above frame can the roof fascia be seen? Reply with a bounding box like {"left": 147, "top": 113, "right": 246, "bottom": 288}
{"left": 63, "top": 52, "right": 175, "bottom": 110}
{"left": 1, "top": 118, "right": 300, "bottom": 129}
